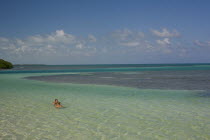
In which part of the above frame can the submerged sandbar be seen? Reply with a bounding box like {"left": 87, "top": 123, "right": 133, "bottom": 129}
{"left": 25, "top": 70, "right": 210, "bottom": 90}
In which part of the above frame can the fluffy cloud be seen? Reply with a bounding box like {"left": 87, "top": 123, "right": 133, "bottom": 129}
{"left": 2, "top": 28, "right": 208, "bottom": 64}
{"left": 194, "top": 40, "right": 210, "bottom": 47}
{"left": 0, "top": 30, "right": 98, "bottom": 62}
{"left": 151, "top": 28, "right": 180, "bottom": 38}
{"left": 28, "top": 30, "right": 75, "bottom": 44}
{"left": 109, "top": 29, "right": 179, "bottom": 55}
{"left": 111, "top": 29, "right": 144, "bottom": 41}
{"left": 0, "top": 29, "right": 177, "bottom": 59}
{"left": 88, "top": 34, "right": 97, "bottom": 42}
{"left": 111, "top": 29, "right": 146, "bottom": 48}
{"left": 76, "top": 43, "right": 84, "bottom": 49}
{"left": 0, "top": 37, "right": 9, "bottom": 42}
{"left": 120, "top": 41, "right": 140, "bottom": 47}
{"left": 156, "top": 38, "right": 171, "bottom": 46}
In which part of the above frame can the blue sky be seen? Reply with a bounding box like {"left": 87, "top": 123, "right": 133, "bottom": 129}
{"left": 0, "top": 0, "right": 210, "bottom": 64}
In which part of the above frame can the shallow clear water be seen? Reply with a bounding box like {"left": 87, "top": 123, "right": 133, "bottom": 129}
{"left": 0, "top": 72, "right": 210, "bottom": 140}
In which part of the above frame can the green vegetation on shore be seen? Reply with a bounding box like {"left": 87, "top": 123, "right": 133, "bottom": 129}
{"left": 0, "top": 59, "right": 13, "bottom": 69}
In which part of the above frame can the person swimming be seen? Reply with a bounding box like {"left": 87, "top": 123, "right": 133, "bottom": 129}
{"left": 53, "top": 99, "right": 63, "bottom": 108}
{"left": 55, "top": 102, "right": 63, "bottom": 108}
{"left": 52, "top": 99, "right": 59, "bottom": 106}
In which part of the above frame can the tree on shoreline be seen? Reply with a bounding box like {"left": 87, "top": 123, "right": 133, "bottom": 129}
{"left": 0, "top": 59, "right": 13, "bottom": 69}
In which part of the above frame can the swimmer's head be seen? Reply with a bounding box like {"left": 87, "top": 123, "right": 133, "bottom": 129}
{"left": 55, "top": 99, "right": 58, "bottom": 102}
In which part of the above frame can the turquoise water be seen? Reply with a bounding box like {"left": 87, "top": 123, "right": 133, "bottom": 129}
{"left": 1, "top": 63, "right": 210, "bottom": 73}
{"left": 0, "top": 72, "right": 210, "bottom": 139}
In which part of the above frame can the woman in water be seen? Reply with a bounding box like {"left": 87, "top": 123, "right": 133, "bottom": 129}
{"left": 53, "top": 99, "right": 63, "bottom": 108}
{"left": 55, "top": 102, "right": 63, "bottom": 108}
{"left": 52, "top": 99, "right": 59, "bottom": 106}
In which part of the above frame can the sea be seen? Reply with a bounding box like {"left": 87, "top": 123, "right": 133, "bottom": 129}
{"left": 0, "top": 64, "right": 210, "bottom": 140}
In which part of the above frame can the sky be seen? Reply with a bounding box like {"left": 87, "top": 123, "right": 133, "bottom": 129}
{"left": 0, "top": 0, "right": 210, "bottom": 64}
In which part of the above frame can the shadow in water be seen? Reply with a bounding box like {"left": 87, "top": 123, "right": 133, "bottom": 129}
{"left": 196, "top": 91, "right": 210, "bottom": 97}
{"left": 55, "top": 106, "right": 67, "bottom": 109}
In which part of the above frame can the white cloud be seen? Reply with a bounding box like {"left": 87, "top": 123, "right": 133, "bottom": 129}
{"left": 28, "top": 35, "right": 45, "bottom": 44}
{"left": 76, "top": 43, "right": 84, "bottom": 49}
{"left": 48, "top": 30, "right": 75, "bottom": 44}
{"left": 26, "top": 30, "right": 75, "bottom": 45}
{"left": 194, "top": 40, "right": 210, "bottom": 47}
{"left": 0, "top": 37, "right": 9, "bottom": 42}
{"left": 0, "top": 30, "right": 87, "bottom": 59}
{"left": 156, "top": 38, "right": 171, "bottom": 46}
{"left": 111, "top": 29, "right": 146, "bottom": 48}
{"left": 0, "top": 30, "right": 105, "bottom": 64}
{"left": 120, "top": 41, "right": 140, "bottom": 47}
{"left": 137, "top": 32, "right": 145, "bottom": 38}
{"left": 112, "top": 29, "right": 144, "bottom": 41}
{"left": 160, "top": 48, "right": 172, "bottom": 54}
{"left": 88, "top": 34, "right": 97, "bottom": 42}
{"left": 151, "top": 28, "right": 180, "bottom": 37}
{"left": 1, "top": 28, "right": 208, "bottom": 64}
{"left": 109, "top": 29, "right": 176, "bottom": 56}
{"left": 55, "top": 30, "right": 65, "bottom": 37}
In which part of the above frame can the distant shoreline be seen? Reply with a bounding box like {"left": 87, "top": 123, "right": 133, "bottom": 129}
{"left": 14, "top": 63, "right": 210, "bottom": 65}
{"left": 0, "top": 63, "right": 209, "bottom": 74}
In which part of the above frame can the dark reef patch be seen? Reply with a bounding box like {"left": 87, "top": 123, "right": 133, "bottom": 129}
{"left": 25, "top": 70, "right": 210, "bottom": 90}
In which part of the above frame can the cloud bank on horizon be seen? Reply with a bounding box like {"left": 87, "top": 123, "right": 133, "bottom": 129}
{"left": 1, "top": 28, "right": 210, "bottom": 64}
{"left": 0, "top": 0, "right": 210, "bottom": 64}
